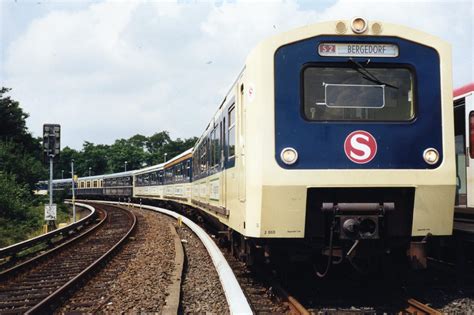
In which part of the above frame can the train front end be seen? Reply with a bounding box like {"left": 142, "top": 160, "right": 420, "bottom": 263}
{"left": 244, "top": 19, "right": 455, "bottom": 261}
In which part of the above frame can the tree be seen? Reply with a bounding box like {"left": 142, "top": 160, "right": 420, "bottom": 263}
{"left": 0, "top": 141, "right": 46, "bottom": 192}
{"left": 0, "top": 87, "right": 47, "bottom": 246}
{"left": 80, "top": 142, "right": 110, "bottom": 176}
{"left": 0, "top": 87, "right": 46, "bottom": 190}
{"left": 146, "top": 131, "right": 171, "bottom": 153}
{"left": 108, "top": 138, "right": 147, "bottom": 172}
{"left": 54, "top": 146, "right": 80, "bottom": 179}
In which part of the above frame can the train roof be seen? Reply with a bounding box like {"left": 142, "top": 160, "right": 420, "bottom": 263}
{"left": 164, "top": 148, "right": 193, "bottom": 168}
{"left": 454, "top": 82, "right": 474, "bottom": 101}
{"left": 76, "top": 174, "right": 105, "bottom": 181}
{"left": 102, "top": 170, "right": 135, "bottom": 179}
{"left": 134, "top": 163, "right": 165, "bottom": 176}
{"left": 51, "top": 178, "right": 72, "bottom": 184}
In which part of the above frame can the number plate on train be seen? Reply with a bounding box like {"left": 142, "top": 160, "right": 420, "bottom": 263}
{"left": 318, "top": 43, "right": 399, "bottom": 57}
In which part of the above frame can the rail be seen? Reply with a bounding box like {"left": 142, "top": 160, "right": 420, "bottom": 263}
{"left": 26, "top": 205, "right": 137, "bottom": 314}
{"left": 404, "top": 298, "right": 441, "bottom": 315}
{"left": 0, "top": 202, "right": 96, "bottom": 262}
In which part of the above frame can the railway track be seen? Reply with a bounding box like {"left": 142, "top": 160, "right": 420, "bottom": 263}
{"left": 0, "top": 204, "right": 96, "bottom": 274}
{"left": 0, "top": 204, "right": 136, "bottom": 314}
{"left": 404, "top": 298, "right": 441, "bottom": 314}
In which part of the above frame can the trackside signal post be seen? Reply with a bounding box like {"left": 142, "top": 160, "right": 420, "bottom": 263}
{"left": 43, "top": 124, "right": 61, "bottom": 231}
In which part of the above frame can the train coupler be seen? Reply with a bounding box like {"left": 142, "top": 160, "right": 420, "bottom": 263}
{"left": 322, "top": 202, "right": 395, "bottom": 240}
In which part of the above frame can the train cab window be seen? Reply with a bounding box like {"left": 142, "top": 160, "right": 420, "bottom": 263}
{"left": 87, "top": 181, "right": 91, "bottom": 188}
{"left": 93, "top": 180, "right": 98, "bottom": 188}
{"left": 303, "top": 67, "right": 415, "bottom": 121}
{"left": 228, "top": 106, "right": 236, "bottom": 158}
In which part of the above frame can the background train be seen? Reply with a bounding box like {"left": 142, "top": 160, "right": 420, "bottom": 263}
{"left": 454, "top": 83, "right": 474, "bottom": 210}
{"left": 47, "top": 18, "right": 457, "bottom": 274}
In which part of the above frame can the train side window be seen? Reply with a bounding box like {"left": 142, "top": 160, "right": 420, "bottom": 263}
{"left": 200, "top": 139, "right": 208, "bottom": 174}
{"left": 210, "top": 129, "right": 215, "bottom": 168}
{"left": 228, "top": 105, "right": 236, "bottom": 158}
{"left": 186, "top": 160, "right": 191, "bottom": 180}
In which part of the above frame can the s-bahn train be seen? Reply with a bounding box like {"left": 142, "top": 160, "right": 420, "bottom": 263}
{"left": 49, "top": 18, "right": 456, "bottom": 274}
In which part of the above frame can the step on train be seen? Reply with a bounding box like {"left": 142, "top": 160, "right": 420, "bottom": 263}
{"left": 43, "top": 18, "right": 459, "bottom": 275}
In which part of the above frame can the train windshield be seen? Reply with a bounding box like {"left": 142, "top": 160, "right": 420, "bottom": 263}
{"left": 303, "top": 66, "right": 414, "bottom": 121}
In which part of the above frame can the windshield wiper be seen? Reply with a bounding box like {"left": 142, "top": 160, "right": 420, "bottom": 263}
{"left": 348, "top": 58, "right": 398, "bottom": 89}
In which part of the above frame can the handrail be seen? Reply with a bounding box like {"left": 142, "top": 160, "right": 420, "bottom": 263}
{"left": 0, "top": 202, "right": 96, "bottom": 259}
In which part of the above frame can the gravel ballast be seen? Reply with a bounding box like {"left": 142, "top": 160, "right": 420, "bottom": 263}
{"left": 176, "top": 223, "right": 229, "bottom": 313}
{"left": 58, "top": 204, "right": 230, "bottom": 313}
{"left": 58, "top": 206, "right": 176, "bottom": 313}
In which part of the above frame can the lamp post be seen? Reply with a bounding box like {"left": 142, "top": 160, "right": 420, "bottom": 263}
{"left": 164, "top": 153, "right": 167, "bottom": 163}
{"left": 88, "top": 167, "right": 91, "bottom": 177}
{"left": 61, "top": 170, "right": 64, "bottom": 179}
{"left": 124, "top": 161, "right": 128, "bottom": 172}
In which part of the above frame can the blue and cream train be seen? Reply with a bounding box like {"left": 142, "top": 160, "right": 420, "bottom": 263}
{"left": 49, "top": 18, "right": 456, "bottom": 271}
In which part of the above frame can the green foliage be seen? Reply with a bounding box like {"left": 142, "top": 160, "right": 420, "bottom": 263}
{"left": 0, "top": 87, "right": 48, "bottom": 247}
{"left": 0, "top": 141, "right": 47, "bottom": 192}
{"left": 0, "top": 172, "right": 43, "bottom": 247}
{"left": 55, "top": 131, "right": 197, "bottom": 177}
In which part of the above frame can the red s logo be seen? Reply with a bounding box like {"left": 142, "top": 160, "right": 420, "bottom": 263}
{"left": 344, "top": 131, "right": 377, "bottom": 164}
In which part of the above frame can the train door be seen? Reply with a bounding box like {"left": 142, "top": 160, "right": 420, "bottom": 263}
{"left": 454, "top": 100, "right": 467, "bottom": 206}
{"left": 238, "top": 83, "right": 246, "bottom": 202}
{"left": 464, "top": 93, "right": 474, "bottom": 207}
{"left": 220, "top": 118, "right": 227, "bottom": 210}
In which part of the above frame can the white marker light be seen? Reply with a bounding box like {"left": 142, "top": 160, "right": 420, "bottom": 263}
{"left": 351, "top": 17, "right": 368, "bottom": 34}
{"left": 423, "top": 148, "right": 439, "bottom": 165}
{"left": 281, "top": 147, "right": 298, "bottom": 165}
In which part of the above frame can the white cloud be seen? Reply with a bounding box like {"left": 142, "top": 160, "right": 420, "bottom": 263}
{"left": 3, "top": 0, "right": 473, "bottom": 149}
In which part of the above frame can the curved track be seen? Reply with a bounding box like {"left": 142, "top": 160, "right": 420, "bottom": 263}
{"left": 0, "top": 204, "right": 136, "bottom": 314}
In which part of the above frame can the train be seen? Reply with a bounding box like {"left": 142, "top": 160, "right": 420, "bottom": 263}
{"left": 46, "top": 18, "right": 457, "bottom": 275}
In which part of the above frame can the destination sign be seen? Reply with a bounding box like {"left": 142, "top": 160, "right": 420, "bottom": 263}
{"left": 318, "top": 43, "right": 399, "bottom": 57}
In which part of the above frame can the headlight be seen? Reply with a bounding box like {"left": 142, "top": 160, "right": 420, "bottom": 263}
{"left": 423, "top": 148, "right": 439, "bottom": 165}
{"left": 281, "top": 147, "right": 298, "bottom": 165}
{"left": 351, "top": 17, "right": 368, "bottom": 34}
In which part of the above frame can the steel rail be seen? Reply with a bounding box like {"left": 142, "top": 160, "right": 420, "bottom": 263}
{"left": 404, "top": 298, "right": 441, "bottom": 315}
{"left": 0, "top": 203, "right": 102, "bottom": 281}
{"left": 26, "top": 205, "right": 137, "bottom": 315}
{"left": 0, "top": 202, "right": 96, "bottom": 261}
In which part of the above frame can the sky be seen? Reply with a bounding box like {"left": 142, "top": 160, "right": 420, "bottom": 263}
{"left": 1, "top": 0, "right": 473, "bottom": 150}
